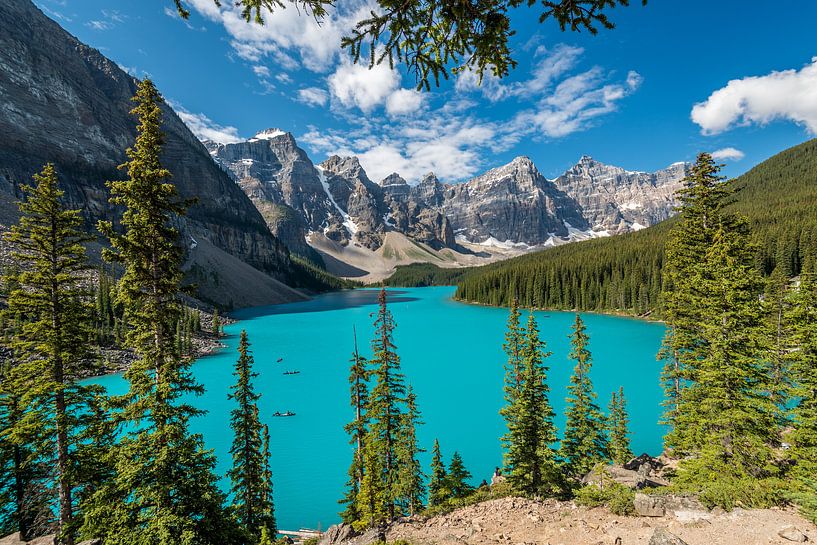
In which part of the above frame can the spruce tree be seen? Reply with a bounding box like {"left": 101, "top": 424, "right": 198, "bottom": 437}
{"left": 503, "top": 313, "right": 560, "bottom": 496}
{"left": 499, "top": 298, "right": 525, "bottom": 467}
{"left": 228, "top": 331, "right": 275, "bottom": 540}
{"left": 560, "top": 314, "right": 609, "bottom": 477}
{"left": 340, "top": 328, "right": 369, "bottom": 524}
{"left": 786, "top": 259, "right": 817, "bottom": 484}
{"left": 396, "top": 386, "right": 425, "bottom": 516}
{"left": 1, "top": 164, "right": 107, "bottom": 545}
{"left": 428, "top": 439, "right": 448, "bottom": 507}
{"left": 357, "top": 288, "right": 408, "bottom": 527}
{"left": 764, "top": 265, "right": 792, "bottom": 424}
{"left": 673, "top": 222, "right": 777, "bottom": 485}
{"left": 608, "top": 387, "right": 633, "bottom": 465}
{"left": 81, "top": 79, "right": 239, "bottom": 544}
{"left": 660, "top": 153, "right": 733, "bottom": 441}
{"left": 446, "top": 452, "right": 474, "bottom": 499}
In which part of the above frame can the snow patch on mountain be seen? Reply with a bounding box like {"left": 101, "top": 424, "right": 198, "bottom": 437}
{"left": 316, "top": 166, "right": 358, "bottom": 236}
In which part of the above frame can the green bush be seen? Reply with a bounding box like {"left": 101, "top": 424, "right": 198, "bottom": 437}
{"left": 574, "top": 483, "right": 635, "bottom": 516}
{"left": 667, "top": 476, "right": 786, "bottom": 510}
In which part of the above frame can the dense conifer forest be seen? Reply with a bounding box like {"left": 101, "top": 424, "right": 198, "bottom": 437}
{"left": 449, "top": 139, "right": 817, "bottom": 313}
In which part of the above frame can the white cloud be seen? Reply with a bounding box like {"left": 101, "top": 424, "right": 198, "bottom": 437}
{"left": 187, "top": 0, "right": 376, "bottom": 73}
{"left": 174, "top": 107, "right": 243, "bottom": 143}
{"left": 301, "top": 43, "right": 641, "bottom": 183}
{"left": 253, "top": 65, "right": 271, "bottom": 78}
{"left": 385, "top": 89, "right": 424, "bottom": 116}
{"left": 710, "top": 147, "right": 745, "bottom": 161}
{"left": 327, "top": 61, "right": 400, "bottom": 112}
{"left": 297, "top": 87, "right": 329, "bottom": 107}
{"left": 692, "top": 57, "right": 817, "bottom": 135}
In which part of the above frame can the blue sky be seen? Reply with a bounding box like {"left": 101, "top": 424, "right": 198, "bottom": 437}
{"left": 35, "top": 0, "right": 817, "bottom": 182}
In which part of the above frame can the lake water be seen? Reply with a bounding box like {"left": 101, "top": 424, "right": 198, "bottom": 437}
{"left": 87, "top": 287, "right": 666, "bottom": 531}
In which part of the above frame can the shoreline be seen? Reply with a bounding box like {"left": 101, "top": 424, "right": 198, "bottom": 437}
{"left": 442, "top": 289, "right": 664, "bottom": 324}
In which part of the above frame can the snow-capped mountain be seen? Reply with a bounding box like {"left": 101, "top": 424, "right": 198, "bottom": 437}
{"left": 207, "top": 130, "right": 688, "bottom": 276}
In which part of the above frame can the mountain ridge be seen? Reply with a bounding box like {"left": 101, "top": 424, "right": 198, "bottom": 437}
{"left": 206, "top": 130, "right": 689, "bottom": 280}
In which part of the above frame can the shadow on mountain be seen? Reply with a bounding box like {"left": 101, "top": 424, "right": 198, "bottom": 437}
{"left": 231, "top": 289, "right": 418, "bottom": 318}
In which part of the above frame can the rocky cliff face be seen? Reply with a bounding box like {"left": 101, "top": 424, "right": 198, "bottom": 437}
{"left": 554, "top": 156, "right": 687, "bottom": 233}
{"left": 439, "top": 156, "right": 589, "bottom": 246}
{"left": 0, "top": 0, "right": 299, "bottom": 306}
{"left": 208, "top": 130, "right": 687, "bottom": 266}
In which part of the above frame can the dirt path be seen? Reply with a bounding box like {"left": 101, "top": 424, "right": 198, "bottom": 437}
{"left": 386, "top": 497, "right": 815, "bottom": 545}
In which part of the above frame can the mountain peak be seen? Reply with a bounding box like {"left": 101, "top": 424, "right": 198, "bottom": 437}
{"left": 248, "top": 128, "right": 287, "bottom": 142}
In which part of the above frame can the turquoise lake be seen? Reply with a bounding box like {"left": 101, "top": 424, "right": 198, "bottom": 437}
{"left": 87, "top": 286, "right": 666, "bottom": 532}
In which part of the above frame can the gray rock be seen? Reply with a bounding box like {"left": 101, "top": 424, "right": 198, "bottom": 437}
{"left": 554, "top": 155, "right": 688, "bottom": 235}
{"left": 0, "top": 0, "right": 297, "bottom": 307}
{"left": 634, "top": 493, "right": 707, "bottom": 518}
{"left": 319, "top": 523, "right": 357, "bottom": 545}
{"left": 648, "top": 528, "right": 688, "bottom": 545}
{"left": 778, "top": 525, "right": 809, "bottom": 542}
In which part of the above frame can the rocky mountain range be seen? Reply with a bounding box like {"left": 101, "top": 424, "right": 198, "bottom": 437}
{"left": 207, "top": 130, "right": 688, "bottom": 277}
{"left": 0, "top": 0, "right": 310, "bottom": 307}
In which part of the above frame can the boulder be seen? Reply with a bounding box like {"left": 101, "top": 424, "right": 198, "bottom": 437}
{"left": 778, "top": 525, "right": 809, "bottom": 542}
{"left": 634, "top": 494, "right": 666, "bottom": 517}
{"left": 648, "top": 528, "right": 688, "bottom": 545}
{"left": 319, "top": 523, "right": 356, "bottom": 545}
{"left": 634, "top": 493, "right": 707, "bottom": 518}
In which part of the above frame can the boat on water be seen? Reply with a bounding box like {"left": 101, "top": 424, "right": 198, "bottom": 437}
{"left": 272, "top": 411, "right": 296, "bottom": 417}
{"left": 276, "top": 357, "right": 283, "bottom": 362}
{"left": 283, "top": 370, "right": 300, "bottom": 375}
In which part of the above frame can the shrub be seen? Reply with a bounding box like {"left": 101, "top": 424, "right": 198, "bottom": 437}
{"left": 574, "top": 483, "right": 635, "bottom": 516}
{"left": 666, "top": 476, "right": 787, "bottom": 510}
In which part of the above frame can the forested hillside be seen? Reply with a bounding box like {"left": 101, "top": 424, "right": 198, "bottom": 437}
{"left": 453, "top": 139, "right": 817, "bottom": 313}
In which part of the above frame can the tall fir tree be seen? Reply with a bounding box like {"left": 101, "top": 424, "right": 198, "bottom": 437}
{"left": 81, "top": 79, "right": 240, "bottom": 544}
{"left": 396, "top": 386, "right": 425, "bottom": 516}
{"left": 500, "top": 298, "right": 525, "bottom": 469}
{"left": 228, "top": 331, "right": 275, "bottom": 540}
{"left": 446, "top": 452, "right": 474, "bottom": 499}
{"left": 659, "top": 153, "right": 733, "bottom": 434}
{"left": 428, "top": 439, "right": 448, "bottom": 507}
{"left": 340, "top": 328, "right": 370, "bottom": 524}
{"left": 1, "top": 164, "right": 108, "bottom": 544}
{"left": 786, "top": 259, "right": 817, "bottom": 485}
{"left": 672, "top": 222, "right": 777, "bottom": 486}
{"left": 608, "top": 387, "right": 633, "bottom": 465}
{"left": 357, "top": 288, "right": 407, "bottom": 527}
{"left": 560, "top": 314, "right": 609, "bottom": 477}
{"left": 503, "top": 313, "right": 561, "bottom": 496}
{"left": 764, "top": 265, "right": 793, "bottom": 424}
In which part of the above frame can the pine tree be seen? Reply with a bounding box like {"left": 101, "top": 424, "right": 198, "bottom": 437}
{"left": 81, "top": 79, "right": 240, "bottom": 544}
{"left": 0, "top": 363, "right": 50, "bottom": 540}
{"left": 428, "top": 439, "right": 448, "bottom": 507}
{"left": 764, "top": 265, "right": 792, "bottom": 424}
{"left": 260, "top": 424, "right": 276, "bottom": 538}
{"left": 786, "top": 259, "right": 817, "bottom": 483}
{"left": 357, "top": 288, "right": 407, "bottom": 527}
{"left": 673, "top": 222, "right": 777, "bottom": 485}
{"left": 660, "top": 153, "right": 734, "bottom": 441}
{"left": 396, "top": 386, "right": 425, "bottom": 516}
{"left": 340, "top": 328, "right": 369, "bottom": 524}
{"left": 560, "top": 314, "right": 609, "bottom": 477}
{"left": 608, "top": 387, "right": 633, "bottom": 465}
{"left": 503, "top": 312, "right": 561, "bottom": 496}
{"left": 500, "top": 298, "right": 525, "bottom": 465}
{"left": 446, "top": 452, "right": 474, "bottom": 499}
{"left": 228, "top": 331, "right": 275, "bottom": 540}
{"left": 1, "top": 164, "right": 108, "bottom": 545}
{"left": 213, "top": 309, "right": 222, "bottom": 337}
